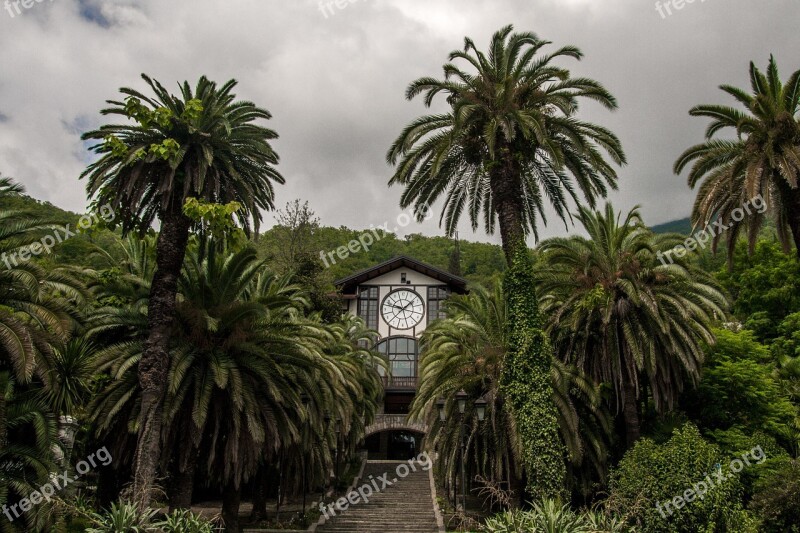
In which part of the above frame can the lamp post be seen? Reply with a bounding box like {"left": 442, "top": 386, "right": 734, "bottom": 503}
{"left": 300, "top": 393, "right": 310, "bottom": 518}
{"left": 324, "top": 411, "right": 332, "bottom": 490}
{"left": 436, "top": 391, "right": 487, "bottom": 514}
{"left": 455, "top": 390, "right": 468, "bottom": 513}
{"left": 334, "top": 417, "right": 342, "bottom": 483}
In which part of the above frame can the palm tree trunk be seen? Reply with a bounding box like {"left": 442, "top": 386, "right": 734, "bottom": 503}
{"left": 787, "top": 188, "right": 800, "bottom": 259}
{"left": 616, "top": 321, "right": 641, "bottom": 447}
{"left": 168, "top": 455, "right": 197, "bottom": 511}
{"left": 222, "top": 482, "right": 241, "bottom": 532}
{"left": 0, "top": 377, "right": 7, "bottom": 452}
{"left": 491, "top": 160, "right": 567, "bottom": 501}
{"left": 250, "top": 465, "right": 268, "bottom": 521}
{"left": 507, "top": 467, "right": 525, "bottom": 509}
{"left": 621, "top": 373, "right": 641, "bottom": 447}
{"left": 133, "top": 208, "right": 193, "bottom": 509}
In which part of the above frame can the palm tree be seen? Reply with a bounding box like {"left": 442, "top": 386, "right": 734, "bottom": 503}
{"left": 0, "top": 177, "right": 86, "bottom": 386}
{"left": 79, "top": 233, "right": 157, "bottom": 309}
{"left": 88, "top": 244, "right": 383, "bottom": 528}
{"left": 81, "top": 75, "right": 285, "bottom": 506}
{"left": 410, "top": 283, "right": 611, "bottom": 502}
{"left": 537, "top": 203, "right": 729, "bottom": 446}
{"left": 0, "top": 371, "right": 59, "bottom": 533}
{"left": 46, "top": 337, "right": 97, "bottom": 418}
{"left": 387, "top": 25, "right": 625, "bottom": 499}
{"left": 675, "top": 56, "right": 800, "bottom": 259}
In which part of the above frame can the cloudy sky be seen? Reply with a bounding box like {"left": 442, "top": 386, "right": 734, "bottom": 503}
{"left": 0, "top": 0, "right": 798, "bottom": 245}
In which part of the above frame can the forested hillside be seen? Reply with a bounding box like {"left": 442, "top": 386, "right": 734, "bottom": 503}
{"left": 0, "top": 193, "right": 719, "bottom": 287}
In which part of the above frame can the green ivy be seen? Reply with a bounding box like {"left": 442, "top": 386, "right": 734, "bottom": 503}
{"left": 183, "top": 197, "right": 246, "bottom": 250}
{"left": 102, "top": 97, "right": 204, "bottom": 168}
{"left": 499, "top": 240, "right": 567, "bottom": 501}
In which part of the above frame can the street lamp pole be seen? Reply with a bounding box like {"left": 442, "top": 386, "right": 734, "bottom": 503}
{"left": 301, "top": 393, "right": 310, "bottom": 518}
{"left": 455, "top": 390, "right": 468, "bottom": 512}
{"left": 335, "top": 418, "right": 342, "bottom": 483}
{"left": 437, "top": 391, "right": 487, "bottom": 516}
{"left": 324, "top": 411, "right": 332, "bottom": 490}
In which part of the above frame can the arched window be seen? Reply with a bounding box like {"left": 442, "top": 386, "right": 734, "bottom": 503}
{"left": 375, "top": 337, "right": 418, "bottom": 378}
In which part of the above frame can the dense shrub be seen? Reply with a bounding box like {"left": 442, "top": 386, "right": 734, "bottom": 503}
{"left": 605, "top": 423, "right": 757, "bottom": 532}
{"left": 749, "top": 458, "right": 800, "bottom": 533}
{"left": 681, "top": 329, "right": 796, "bottom": 448}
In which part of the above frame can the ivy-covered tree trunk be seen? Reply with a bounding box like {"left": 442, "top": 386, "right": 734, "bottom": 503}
{"left": 133, "top": 208, "right": 193, "bottom": 509}
{"left": 500, "top": 242, "right": 567, "bottom": 501}
{"left": 492, "top": 161, "right": 567, "bottom": 501}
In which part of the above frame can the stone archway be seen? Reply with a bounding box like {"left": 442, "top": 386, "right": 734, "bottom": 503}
{"left": 365, "top": 414, "right": 428, "bottom": 438}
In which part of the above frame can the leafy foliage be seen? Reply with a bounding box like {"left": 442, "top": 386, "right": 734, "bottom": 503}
{"left": 606, "top": 423, "right": 757, "bottom": 533}
{"left": 715, "top": 239, "right": 800, "bottom": 340}
{"left": 485, "top": 499, "right": 632, "bottom": 533}
{"left": 749, "top": 457, "right": 800, "bottom": 533}
{"left": 85, "top": 502, "right": 158, "bottom": 533}
{"left": 682, "top": 328, "right": 797, "bottom": 451}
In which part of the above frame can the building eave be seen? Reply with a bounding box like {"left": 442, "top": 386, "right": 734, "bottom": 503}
{"left": 334, "top": 255, "right": 469, "bottom": 295}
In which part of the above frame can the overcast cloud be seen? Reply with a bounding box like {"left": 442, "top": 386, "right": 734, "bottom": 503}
{"left": 0, "top": 0, "right": 798, "bottom": 246}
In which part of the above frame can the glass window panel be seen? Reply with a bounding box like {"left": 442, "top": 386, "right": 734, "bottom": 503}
{"left": 358, "top": 286, "right": 379, "bottom": 330}
{"left": 427, "top": 286, "right": 449, "bottom": 324}
{"left": 373, "top": 337, "right": 419, "bottom": 379}
{"left": 392, "top": 361, "right": 413, "bottom": 377}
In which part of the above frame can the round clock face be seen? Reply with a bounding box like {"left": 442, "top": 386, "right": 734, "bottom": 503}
{"left": 381, "top": 289, "right": 424, "bottom": 330}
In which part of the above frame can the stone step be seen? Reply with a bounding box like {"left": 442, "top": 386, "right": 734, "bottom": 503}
{"left": 316, "top": 461, "right": 440, "bottom": 533}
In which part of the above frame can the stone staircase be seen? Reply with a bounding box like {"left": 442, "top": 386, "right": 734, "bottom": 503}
{"left": 316, "top": 461, "right": 441, "bottom": 533}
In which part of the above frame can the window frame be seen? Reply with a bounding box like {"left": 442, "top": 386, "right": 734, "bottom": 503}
{"left": 427, "top": 286, "right": 450, "bottom": 325}
{"left": 356, "top": 286, "right": 379, "bottom": 330}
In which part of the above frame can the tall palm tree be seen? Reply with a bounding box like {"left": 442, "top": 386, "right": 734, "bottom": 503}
{"left": 537, "top": 204, "right": 729, "bottom": 446}
{"left": 81, "top": 75, "right": 285, "bottom": 506}
{"left": 675, "top": 56, "right": 800, "bottom": 259}
{"left": 387, "top": 25, "right": 625, "bottom": 499}
{"left": 410, "top": 283, "right": 611, "bottom": 502}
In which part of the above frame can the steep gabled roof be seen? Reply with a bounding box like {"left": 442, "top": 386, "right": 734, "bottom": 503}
{"left": 334, "top": 255, "right": 469, "bottom": 295}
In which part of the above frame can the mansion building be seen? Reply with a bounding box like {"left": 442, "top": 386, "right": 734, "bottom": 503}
{"left": 335, "top": 256, "right": 468, "bottom": 458}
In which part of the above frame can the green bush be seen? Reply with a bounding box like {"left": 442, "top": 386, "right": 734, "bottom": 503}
{"left": 84, "top": 502, "right": 213, "bottom": 533}
{"left": 85, "top": 502, "right": 158, "bottom": 533}
{"left": 157, "top": 509, "right": 214, "bottom": 533}
{"left": 484, "top": 499, "right": 631, "bottom": 533}
{"left": 749, "top": 458, "right": 800, "bottom": 533}
{"left": 684, "top": 329, "right": 796, "bottom": 447}
{"left": 605, "top": 423, "right": 758, "bottom": 532}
